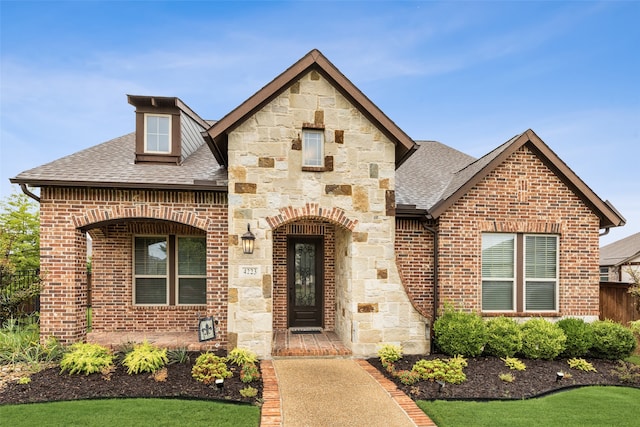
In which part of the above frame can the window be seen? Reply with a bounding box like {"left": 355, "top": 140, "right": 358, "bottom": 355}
{"left": 599, "top": 267, "right": 609, "bottom": 282}
{"left": 482, "top": 233, "right": 558, "bottom": 312}
{"left": 134, "top": 236, "right": 206, "bottom": 305}
{"left": 302, "top": 130, "right": 324, "bottom": 167}
{"left": 144, "top": 114, "right": 171, "bottom": 153}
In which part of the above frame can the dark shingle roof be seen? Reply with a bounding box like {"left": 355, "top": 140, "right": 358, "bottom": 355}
{"left": 396, "top": 140, "right": 475, "bottom": 211}
{"left": 600, "top": 232, "right": 640, "bottom": 266}
{"left": 11, "top": 133, "right": 227, "bottom": 190}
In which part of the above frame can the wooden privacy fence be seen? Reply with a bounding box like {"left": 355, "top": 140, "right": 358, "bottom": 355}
{"left": 600, "top": 281, "right": 640, "bottom": 325}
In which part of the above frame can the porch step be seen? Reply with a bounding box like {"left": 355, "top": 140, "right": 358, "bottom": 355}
{"left": 272, "top": 330, "right": 352, "bottom": 357}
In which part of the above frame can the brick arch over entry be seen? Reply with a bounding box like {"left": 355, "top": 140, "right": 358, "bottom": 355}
{"left": 73, "top": 206, "right": 210, "bottom": 231}
{"left": 265, "top": 203, "right": 358, "bottom": 231}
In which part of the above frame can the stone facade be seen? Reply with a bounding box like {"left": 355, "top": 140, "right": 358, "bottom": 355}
{"left": 226, "top": 70, "right": 428, "bottom": 357}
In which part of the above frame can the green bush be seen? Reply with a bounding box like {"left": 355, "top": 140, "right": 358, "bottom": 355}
{"left": 239, "top": 386, "right": 258, "bottom": 398}
{"left": 519, "top": 318, "right": 566, "bottom": 360}
{"left": 0, "top": 319, "right": 63, "bottom": 365}
{"left": 411, "top": 356, "right": 467, "bottom": 384}
{"left": 434, "top": 307, "right": 487, "bottom": 357}
{"left": 501, "top": 356, "right": 526, "bottom": 371}
{"left": 240, "top": 362, "right": 261, "bottom": 383}
{"left": 167, "top": 347, "right": 190, "bottom": 365}
{"left": 590, "top": 320, "right": 637, "bottom": 360}
{"left": 191, "top": 353, "right": 232, "bottom": 385}
{"left": 227, "top": 348, "right": 258, "bottom": 366}
{"left": 60, "top": 343, "right": 114, "bottom": 375}
{"left": 557, "top": 318, "right": 594, "bottom": 358}
{"left": 484, "top": 317, "right": 522, "bottom": 357}
{"left": 121, "top": 341, "right": 168, "bottom": 375}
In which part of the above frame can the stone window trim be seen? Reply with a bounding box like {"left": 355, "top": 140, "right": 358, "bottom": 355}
{"left": 298, "top": 126, "right": 334, "bottom": 172}
{"left": 133, "top": 234, "right": 207, "bottom": 307}
{"left": 481, "top": 232, "right": 559, "bottom": 314}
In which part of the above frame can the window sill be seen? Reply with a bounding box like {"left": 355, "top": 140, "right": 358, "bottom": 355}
{"left": 482, "top": 311, "right": 560, "bottom": 317}
{"left": 132, "top": 304, "right": 207, "bottom": 310}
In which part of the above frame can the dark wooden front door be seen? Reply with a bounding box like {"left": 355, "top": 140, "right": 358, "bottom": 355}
{"left": 288, "top": 237, "right": 323, "bottom": 327}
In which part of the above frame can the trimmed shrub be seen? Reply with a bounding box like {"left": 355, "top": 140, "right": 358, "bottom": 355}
{"left": 590, "top": 320, "right": 637, "bottom": 360}
{"left": 519, "top": 318, "right": 566, "bottom": 360}
{"left": 484, "top": 317, "right": 522, "bottom": 357}
{"left": 121, "top": 341, "right": 168, "bottom": 374}
{"left": 434, "top": 307, "right": 487, "bottom": 357}
{"left": 557, "top": 318, "right": 594, "bottom": 358}
{"left": 60, "top": 343, "right": 114, "bottom": 375}
{"left": 191, "top": 353, "right": 232, "bottom": 384}
{"left": 227, "top": 347, "right": 258, "bottom": 366}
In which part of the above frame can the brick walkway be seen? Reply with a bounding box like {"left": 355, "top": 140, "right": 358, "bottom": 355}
{"left": 272, "top": 330, "right": 352, "bottom": 357}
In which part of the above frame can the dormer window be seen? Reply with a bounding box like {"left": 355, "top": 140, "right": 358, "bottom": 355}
{"left": 302, "top": 129, "right": 324, "bottom": 167}
{"left": 145, "top": 114, "right": 171, "bottom": 153}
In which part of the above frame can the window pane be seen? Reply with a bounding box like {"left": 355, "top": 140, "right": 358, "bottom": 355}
{"left": 146, "top": 115, "right": 170, "bottom": 152}
{"left": 525, "top": 281, "right": 555, "bottom": 310}
{"left": 525, "top": 236, "right": 557, "bottom": 279}
{"left": 135, "top": 237, "right": 167, "bottom": 275}
{"left": 178, "top": 237, "right": 206, "bottom": 275}
{"left": 178, "top": 277, "right": 206, "bottom": 304}
{"left": 482, "top": 234, "right": 515, "bottom": 278}
{"left": 303, "top": 131, "right": 323, "bottom": 167}
{"left": 135, "top": 278, "right": 166, "bottom": 304}
{"left": 482, "top": 281, "right": 514, "bottom": 311}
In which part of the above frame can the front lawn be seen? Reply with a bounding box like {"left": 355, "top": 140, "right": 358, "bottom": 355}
{"left": 0, "top": 398, "right": 260, "bottom": 427}
{"left": 419, "top": 386, "right": 640, "bottom": 427}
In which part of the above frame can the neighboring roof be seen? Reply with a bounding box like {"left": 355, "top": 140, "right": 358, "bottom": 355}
{"left": 203, "top": 49, "right": 417, "bottom": 169}
{"left": 10, "top": 133, "right": 227, "bottom": 191}
{"left": 600, "top": 232, "right": 640, "bottom": 266}
{"left": 396, "top": 129, "right": 626, "bottom": 228}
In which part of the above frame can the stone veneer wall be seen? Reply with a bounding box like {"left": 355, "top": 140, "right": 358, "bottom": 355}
{"left": 39, "top": 188, "right": 228, "bottom": 346}
{"left": 437, "top": 145, "right": 601, "bottom": 319}
{"left": 226, "top": 70, "right": 428, "bottom": 357}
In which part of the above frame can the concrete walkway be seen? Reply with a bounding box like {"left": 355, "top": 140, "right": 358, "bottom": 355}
{"left": 267, "top": 358, "right": 436, "bottom": 427}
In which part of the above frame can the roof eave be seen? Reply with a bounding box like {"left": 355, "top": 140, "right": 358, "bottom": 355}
{"left": 9, "top": 178, "right": 228, "bottom": 193}
{"left": 204, "top": 49, "right": 417, "bottom": 168}
{"left": 427, "top": 129, "right": 626, "bottom": 229}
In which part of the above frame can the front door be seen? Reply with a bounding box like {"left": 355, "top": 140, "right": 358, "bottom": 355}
{"left": 288, "top": 237, "right": 323, "bottom": 327}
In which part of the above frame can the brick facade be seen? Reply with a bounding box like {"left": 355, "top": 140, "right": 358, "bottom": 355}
{"left": 39, "top": 187, "right": 228, "bottom": 346}
{"left": 436, "top": 145, "right": 600, "bottom": 319}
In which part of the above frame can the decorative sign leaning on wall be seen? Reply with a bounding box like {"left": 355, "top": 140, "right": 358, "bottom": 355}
{"left": 198, "top": 316, "right": 216, "bottom": 342}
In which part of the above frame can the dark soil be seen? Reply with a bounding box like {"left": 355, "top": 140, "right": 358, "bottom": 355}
{"left": 368, "top": 354, "right": 640, "bottom": 401}
{"left": 0, "top": 352, "right": 262, "bottom": 406}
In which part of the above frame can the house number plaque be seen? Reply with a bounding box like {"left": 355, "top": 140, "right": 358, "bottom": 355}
{"left": 239, "top": 265, "right": 261, "bottom": 278}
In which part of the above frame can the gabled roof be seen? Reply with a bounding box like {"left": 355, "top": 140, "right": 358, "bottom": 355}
{"left": 10, "top": 133, "right": 228, "bottom": 191}
{"left": 600, "top": 232, "right": 640, "bottom": 266}
{"left": 398, "top": 129, "right": 625, "bottom": 229}
{"left": 396, "top": 140, "right": 475, "bottom": 211}
{"left": 203, "top": 49, "right": 417, "bottom": 168}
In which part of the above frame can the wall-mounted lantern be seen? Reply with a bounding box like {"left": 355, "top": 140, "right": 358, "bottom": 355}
{"left": 241, "top": 224, "right": 256, "bottom": 254}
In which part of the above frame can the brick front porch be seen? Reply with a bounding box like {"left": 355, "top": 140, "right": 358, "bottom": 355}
{"left": 272, "top": 330, "right": 352, "bottom": 357}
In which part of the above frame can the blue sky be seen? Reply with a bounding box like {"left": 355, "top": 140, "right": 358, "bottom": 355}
{"left": 1, "top": 0, "right": 638, "bottom": 245}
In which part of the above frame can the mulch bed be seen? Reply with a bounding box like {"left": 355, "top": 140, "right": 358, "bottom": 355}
{"left": 0, "top": 352, "right": 262, "bottom": 406}
{"left": 368, "top": 354, "right": 640, "bottom": 401}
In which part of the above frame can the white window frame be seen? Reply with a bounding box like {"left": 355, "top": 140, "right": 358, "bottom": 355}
{"left": 133, "top": 235, "right": 169, "bottom": 306}
{"left": 523, "top": 234, "right": 558, "bottom": 313}
{"left": 144, "top": 114, "right": 172, "bottom": 154}
{"left": 481, "top": 233, "right": 559, "bottom": 313}
{"left": 481, "top": 233, "right": 516, "bottom": 312}
{"left": 302, "top": 129, "right": 324, "bottom": 167}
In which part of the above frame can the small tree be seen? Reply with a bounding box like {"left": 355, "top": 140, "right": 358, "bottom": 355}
{"left": 626, "top": 266, "right": 640, "bottom": 310}
{"left": 0, "top": 192, "right": 40, "bottom": 273}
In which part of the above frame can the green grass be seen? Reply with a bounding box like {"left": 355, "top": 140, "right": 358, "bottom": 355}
{"left": 626, "top": 354, "right": 640, "bottom": 365}
{"left": 0, "top": 398, "right": 260, "bottom": 427}
{"left": 419, "top": 386, "right": 640, "bottom": 427}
